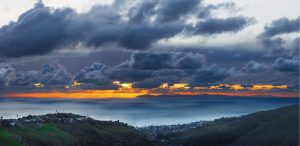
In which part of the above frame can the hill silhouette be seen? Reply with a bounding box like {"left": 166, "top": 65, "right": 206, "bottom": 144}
{"left": 0, "top": 113, "right": 153, "bottom": 146}
{"left": 158, "top": 105, "right": 299, "bottom": 146}
{"left": 0, "top": 105, "right": 298, "bottom": 146}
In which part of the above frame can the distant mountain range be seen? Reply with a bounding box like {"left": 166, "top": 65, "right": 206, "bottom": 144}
{"left": 0, "top": 105, "right": 299, "bottom": 146}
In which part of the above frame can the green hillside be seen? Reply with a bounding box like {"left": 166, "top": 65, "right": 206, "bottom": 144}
{"left": 161, "top": 105, "right": 299, "bottom": 146}
{"left": 0, "top": 105, "right": 298, "bottom": 146}
{"left": 0, "top": 114, "right": 153, "bottom": 146}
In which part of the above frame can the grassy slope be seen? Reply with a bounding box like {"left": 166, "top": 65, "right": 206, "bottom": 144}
{"left": 56, "top": 120, "right": 153, "bottom": 146}
{"left": 14, "top": 123, "right": 75, "bottom": 146}
{"left": 1, "top": 121, "right": 153, "bottom": 146}
{"left": 165, "top": 105, "right": 299, "bottom": 146}
{"left": 0, "top": 128, "right": 23, "bottom": 146}
{"left": 1, "top": 105, "right": 297, "bottom": 146}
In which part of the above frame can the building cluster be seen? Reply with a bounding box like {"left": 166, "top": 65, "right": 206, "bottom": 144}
{"left": 0, "top": 113, "right": 90, "bottom": 127}
{"left": 138, "top": 121, "right": 208, "bottom": 139}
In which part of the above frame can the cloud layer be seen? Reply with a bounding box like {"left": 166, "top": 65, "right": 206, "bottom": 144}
{"left": 0, "top": 0, "right": 254, "bottom": 57}
{"left": 0, "top": 50, "right": 298, "bottom": 90}
{"left": 259, "top": 17, "right": 299, "bottom": 56}
{"left": 0, "top": 1, "right": 298, "bottom": 93}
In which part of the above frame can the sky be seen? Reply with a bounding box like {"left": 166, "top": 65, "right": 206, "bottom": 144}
{"left": 0, "top": 0, "right": 299, "bottom": 98}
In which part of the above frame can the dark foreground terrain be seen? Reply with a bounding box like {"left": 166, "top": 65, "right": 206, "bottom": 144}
{"left": 146, "top": 104, "right": 299, "bottom": 146}
{"left": 0, "top": 113, "right": 153, "bottom": 146}
{"left": 0, "top": 105, "right": 299, "bottom": 146}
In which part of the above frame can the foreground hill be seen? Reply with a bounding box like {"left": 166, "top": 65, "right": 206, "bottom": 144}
{"left": 0, "top": 113, "right": 153, "bottom": 146}
{"left": 0, "top": 105, "right": 298, "bottom": 146}
{"left": 157, "top": 105, "right": 299, "bottom": 146}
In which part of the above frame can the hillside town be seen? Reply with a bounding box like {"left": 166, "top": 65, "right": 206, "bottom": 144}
{"left": 0, "top": 113, "right": 93, "bottom": 127}
{"left": 138, "top": 117, "right": 240, "bottom": 143}
{"left": 138, "top": 121, "right": 208, "bottom": 139}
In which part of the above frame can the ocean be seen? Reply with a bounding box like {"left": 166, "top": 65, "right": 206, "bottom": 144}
{"left": 0, "top": 96, "right": 298, "bottom": 127}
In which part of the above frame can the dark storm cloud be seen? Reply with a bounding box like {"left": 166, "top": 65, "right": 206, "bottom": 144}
{"left": 261, "top": 38, "right": 286, "bottom": 56}
{"left": 103, "top": 51, "right": 205, "bottom": 83}
{"left": 126, "top": 52, "right": 206, "bottom": 70}
{"left": 119, "top": 23, "right": 184, "bottom": 50}
{"left": 11, "top": 64, "right": 72, "bottom": 86}
{"left": 133, "top": 68, "right": 187, "bottom": 88}
{"left": 105, "top": 66, "right": 153, "bottom": 82}
{"left": 156, "top": 0, "right": 200, "bottom": 23}
{"left": 2, "top": 50, "right": 298, "bottom": 90}
{"left": 133, "top": 69, "right": 185, "bottom": 88}
{"left": 192, "top": 16, "right": 255, "bottom": 35}
{"left": 259, "top": 17, "right": 300, "bottom": 56}
{"left": 261, "top": 17, "right": 299, "bottom": 37}
{"left": 41, "top": 64, "right": 72, "bottom": 85}
{"left": 133, "top": 79, "right": 164, "bottom": 89}
{"left": 128, "top": 0, "right": 200, "bottom": 23}
{"left": 193, "top": 65, "right": 230, "bottom": 84}
{"left": 0, "top": 64, "right": 15, "bottom": 86}
{"left": 62, "top": 51, "right": 230, "bottom": 88}
{"left": 126, "top": 52, "right": 173, "bottom": 70}
{"left": 174, "top": 53, "right": 206, "bottom": 69}
{"left": 128, "top": 1, "right": 158, "bottom": 24}
{"left": 74, "top": 63, "right": 111, "bottom": 84}
{"left": 289, "top": 37, "right": 299, "bottom": 57}
{"left": 273, "top": 57, "right": 299, "bottom": 75}
{"left": 0, "top": 0, "right": 254, "bottom": 58}
{"left": 11, "top": 71, "right": 40, "bottom": 86}
{"left": 241, "top": 60, "right": 268, "bottom": 73}
{"left": 133, "top": 75, "right": 182, "bottom": 88}
{"left": 0, "top": 3, "right": 74, "bottom": 57}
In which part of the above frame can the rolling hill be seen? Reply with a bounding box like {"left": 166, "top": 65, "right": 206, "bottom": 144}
{"left": 0, "top": 113, "right": 154, "bottom": 146}
{"left": 0, "top": 105, "right": 298, "bottom": 146}
{"left": 157, "top": 105, "right": 299, "bottom": 146}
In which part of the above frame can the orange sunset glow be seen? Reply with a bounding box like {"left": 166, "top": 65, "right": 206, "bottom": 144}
{"left": 5, "top": 82, "right": 299, "bottom": 99}
{"left": 250, "top": 84, "right": 288, "bottom": 90}
{"left": 8, "top": 89, "right": 158, "bottom": 99}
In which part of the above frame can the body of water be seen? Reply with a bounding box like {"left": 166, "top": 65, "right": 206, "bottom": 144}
{"left": 0, "top": 96, "right": 298, "bottom": 126}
